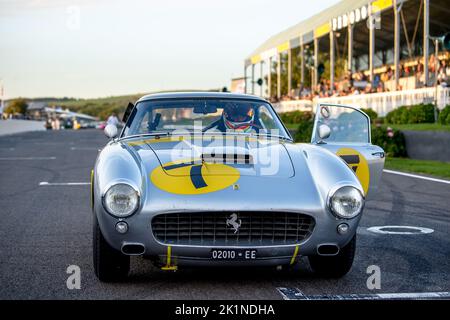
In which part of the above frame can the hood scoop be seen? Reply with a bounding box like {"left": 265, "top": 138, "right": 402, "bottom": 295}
{"left": 201, "top": 152, "right": 253, "bottom": 165}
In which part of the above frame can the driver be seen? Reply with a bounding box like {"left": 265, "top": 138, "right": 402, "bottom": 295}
{"left": 206, "top": 103, "right": 256, "bottom": 133}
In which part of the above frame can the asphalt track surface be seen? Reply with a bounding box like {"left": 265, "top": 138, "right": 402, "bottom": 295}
{"left": 0, "top": 129, "right": 449, "bottom": 299}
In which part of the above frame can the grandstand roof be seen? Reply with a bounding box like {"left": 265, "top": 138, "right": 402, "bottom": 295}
{"left": 246, "top": 0, "right": 450, "bottom": 66}
{"left": 246, "top": 0, "right": 373, "bottom": 64}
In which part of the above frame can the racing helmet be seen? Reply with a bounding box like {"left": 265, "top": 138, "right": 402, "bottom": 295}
{"left": 222, "top": 103, "right": 255, "bottom": 132}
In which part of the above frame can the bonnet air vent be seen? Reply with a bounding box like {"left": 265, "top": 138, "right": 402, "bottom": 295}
{"left": 201, "top": 152, "right": 253, "bottom": 164}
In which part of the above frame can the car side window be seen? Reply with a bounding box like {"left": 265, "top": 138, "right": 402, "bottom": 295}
{"left": 315, "top": 105, "right": 370, "bottom": 144}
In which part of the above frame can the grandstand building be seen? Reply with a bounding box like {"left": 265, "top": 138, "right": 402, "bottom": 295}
{"left": 244, "top": 0, "right": 450, "bottom": 115}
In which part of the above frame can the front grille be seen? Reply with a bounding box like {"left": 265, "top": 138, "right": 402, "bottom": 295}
{"left": 151, "top": 212, "right": 315, "bottom": 246}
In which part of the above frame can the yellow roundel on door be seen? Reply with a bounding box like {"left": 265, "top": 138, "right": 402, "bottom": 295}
{"left": 336, "top": 148, "right": 370, "bottom": 195}
{"left": 150, "top": 159, "right": 240, "bottom": 195}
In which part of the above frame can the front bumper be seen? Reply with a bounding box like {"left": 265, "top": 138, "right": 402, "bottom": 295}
{"left": 95, "top": 207, "right": 361, "bottom": 268}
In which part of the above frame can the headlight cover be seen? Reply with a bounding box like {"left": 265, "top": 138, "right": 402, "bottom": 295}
{"left": 329, "top": 186, "right": 364, "bottom": 219}
{"left": 103, "top": 183, "right": 139, "bottom": 217}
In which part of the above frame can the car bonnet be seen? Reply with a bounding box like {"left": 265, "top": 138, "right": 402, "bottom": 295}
{"left": 125, "top": 134, "right": 295, "bottom": 179}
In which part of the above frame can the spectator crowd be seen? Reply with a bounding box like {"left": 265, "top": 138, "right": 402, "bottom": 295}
{"left": 270, "top": 55, "right": 450, "bottom": 103}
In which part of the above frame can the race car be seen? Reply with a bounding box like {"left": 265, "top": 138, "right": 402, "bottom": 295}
{"left": 91, "top": 92, "right": 385, "bottom": 282}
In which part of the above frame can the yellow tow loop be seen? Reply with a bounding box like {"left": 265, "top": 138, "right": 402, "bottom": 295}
{"left": 161, "top": 246, "right": 178, "bottom": 271}
{"left": 290, "top": 245, "right": 299, "bottom": 265}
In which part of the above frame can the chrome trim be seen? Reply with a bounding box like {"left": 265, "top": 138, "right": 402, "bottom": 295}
{"left": 150, "top": 240, "right": 312, "bottom": 250}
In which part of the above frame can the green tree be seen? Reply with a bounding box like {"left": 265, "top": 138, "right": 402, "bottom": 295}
{"left": 269, "top": 51, "right": 303, "bottom": 97}
{"left": 5, "top": 99, "right": 28, "bottom": 115}
{"left": 266, "top": 46, "right": 317, "bottom": 98}
{"left": 322, "top": 56, "right": 347, "bottom": 84}
{"left": 361, "top": 108, "right": 378, "bottom": 124}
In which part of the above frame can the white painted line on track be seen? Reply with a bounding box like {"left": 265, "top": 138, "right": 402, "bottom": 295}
{"left": 39, "top": 182, "right": 90, "bottom": 186}
{"left": 0, "top": 157, "right": 56, "bottom": 160}
{"left": 277, "top": 288, "right": 450, "bottom": 300}
{"left": 34, "top": 142, "right": 74, "bottom": 145}
{"left": 367, "top": 225, "right": 434, "bottom": 235}
{"left": 383, "top": 169, "right": 450, "bottom": 185}
{"left": 70, "top": 147, "right": 100, "bottom": 151}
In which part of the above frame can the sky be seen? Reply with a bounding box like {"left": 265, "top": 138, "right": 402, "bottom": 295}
{"left": 0, "top": 0, "right": 340, "bottom": 99}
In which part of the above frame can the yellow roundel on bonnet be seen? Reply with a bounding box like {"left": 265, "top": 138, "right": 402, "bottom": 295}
{"left": 336, "top": 148, "right": 370, "bottom": 195}
{"left": 150, "top": 159, "right": 240, "bottom": 195}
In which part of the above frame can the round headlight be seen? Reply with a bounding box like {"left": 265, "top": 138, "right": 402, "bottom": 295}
{"left": 103, "top": 183, "right": 139, "bottom": 217}
{"left": 329, "top": 186, "right": 364, "bottom": 219}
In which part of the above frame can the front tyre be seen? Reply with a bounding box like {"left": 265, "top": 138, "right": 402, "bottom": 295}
{"left": 308, "top": 235, "right": 356, "bottom": 278}
{"left": 93, "top": 216, "right": 130, "bottom": 282}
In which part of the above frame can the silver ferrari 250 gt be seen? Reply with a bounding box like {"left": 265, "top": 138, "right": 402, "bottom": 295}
{"left": 91, "top": 92, "right": 384, "bottom": 281}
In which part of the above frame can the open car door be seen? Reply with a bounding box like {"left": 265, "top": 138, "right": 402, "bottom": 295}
{"left": 311, "top": 103, "right": 385, "bottom": 198}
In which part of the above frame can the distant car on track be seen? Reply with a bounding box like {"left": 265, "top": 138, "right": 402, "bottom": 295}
{"left": 91, "top": 92, "right": 385, "bottom": 281}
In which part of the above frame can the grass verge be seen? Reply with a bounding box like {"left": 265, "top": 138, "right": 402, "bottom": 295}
{"left": 385, "top": 157, "right": 450, "bottom": 179}
{"left": 381, "top": 123, "right": 450, "bottom": 132}
{"left": 286, "top": 122, "right": 450, "bottom": 132}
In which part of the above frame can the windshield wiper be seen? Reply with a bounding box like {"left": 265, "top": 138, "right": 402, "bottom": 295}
{"left": 120, "top": 131, "right": 292, "bottom": 143}
{"left": 119, "top": 131, "right": 171, "bottom": 141}
{"left": 199, "top": 131, "right": 292, "bottom": 142}
{"left": 249, "top": 132, "right": 293, "bottom": 142}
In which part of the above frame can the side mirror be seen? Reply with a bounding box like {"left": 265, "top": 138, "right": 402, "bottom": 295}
{"left": 104, "top": 124, "right": 118, "bottom": 139}
{"left": 318, "top": 124, "right": 331, "bottom": 141}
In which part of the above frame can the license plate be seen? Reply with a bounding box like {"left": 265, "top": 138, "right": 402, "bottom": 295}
{"left": 210, "top": 249, "right": 257, "bottom": 260}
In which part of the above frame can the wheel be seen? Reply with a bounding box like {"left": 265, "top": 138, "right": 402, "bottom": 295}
{"left": 93, "top": 216, "right": 130, "bottom": 282}
{"left": 308, "top": 235, "right": 356, "bottom": 278}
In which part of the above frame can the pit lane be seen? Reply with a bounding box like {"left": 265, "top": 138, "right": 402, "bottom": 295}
{"left": 0, "top": 129, "right": 448, "bottom": 299}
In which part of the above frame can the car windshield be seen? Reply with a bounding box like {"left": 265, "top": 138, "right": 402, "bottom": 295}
{"left": 123, "top": 98, "right": 290, "bottom": 139}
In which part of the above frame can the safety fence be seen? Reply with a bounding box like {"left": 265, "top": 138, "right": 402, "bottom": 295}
{"left": 273, "top": 87, "right": 450, "bottom": 116}
{"left": 272, "top": 100, "right": 313, "bottom": 114}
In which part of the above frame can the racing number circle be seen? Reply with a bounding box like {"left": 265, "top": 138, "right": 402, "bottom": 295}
{"left": 150, "top": 159, "right": 240, "bottom": 195}
{"left": 336, "top": 148, "right": 370, "bottom": 195}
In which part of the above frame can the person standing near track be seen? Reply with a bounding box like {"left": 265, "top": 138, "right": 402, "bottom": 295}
{"left": 107, "top": 113, "right": 120, "bottom": 127}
